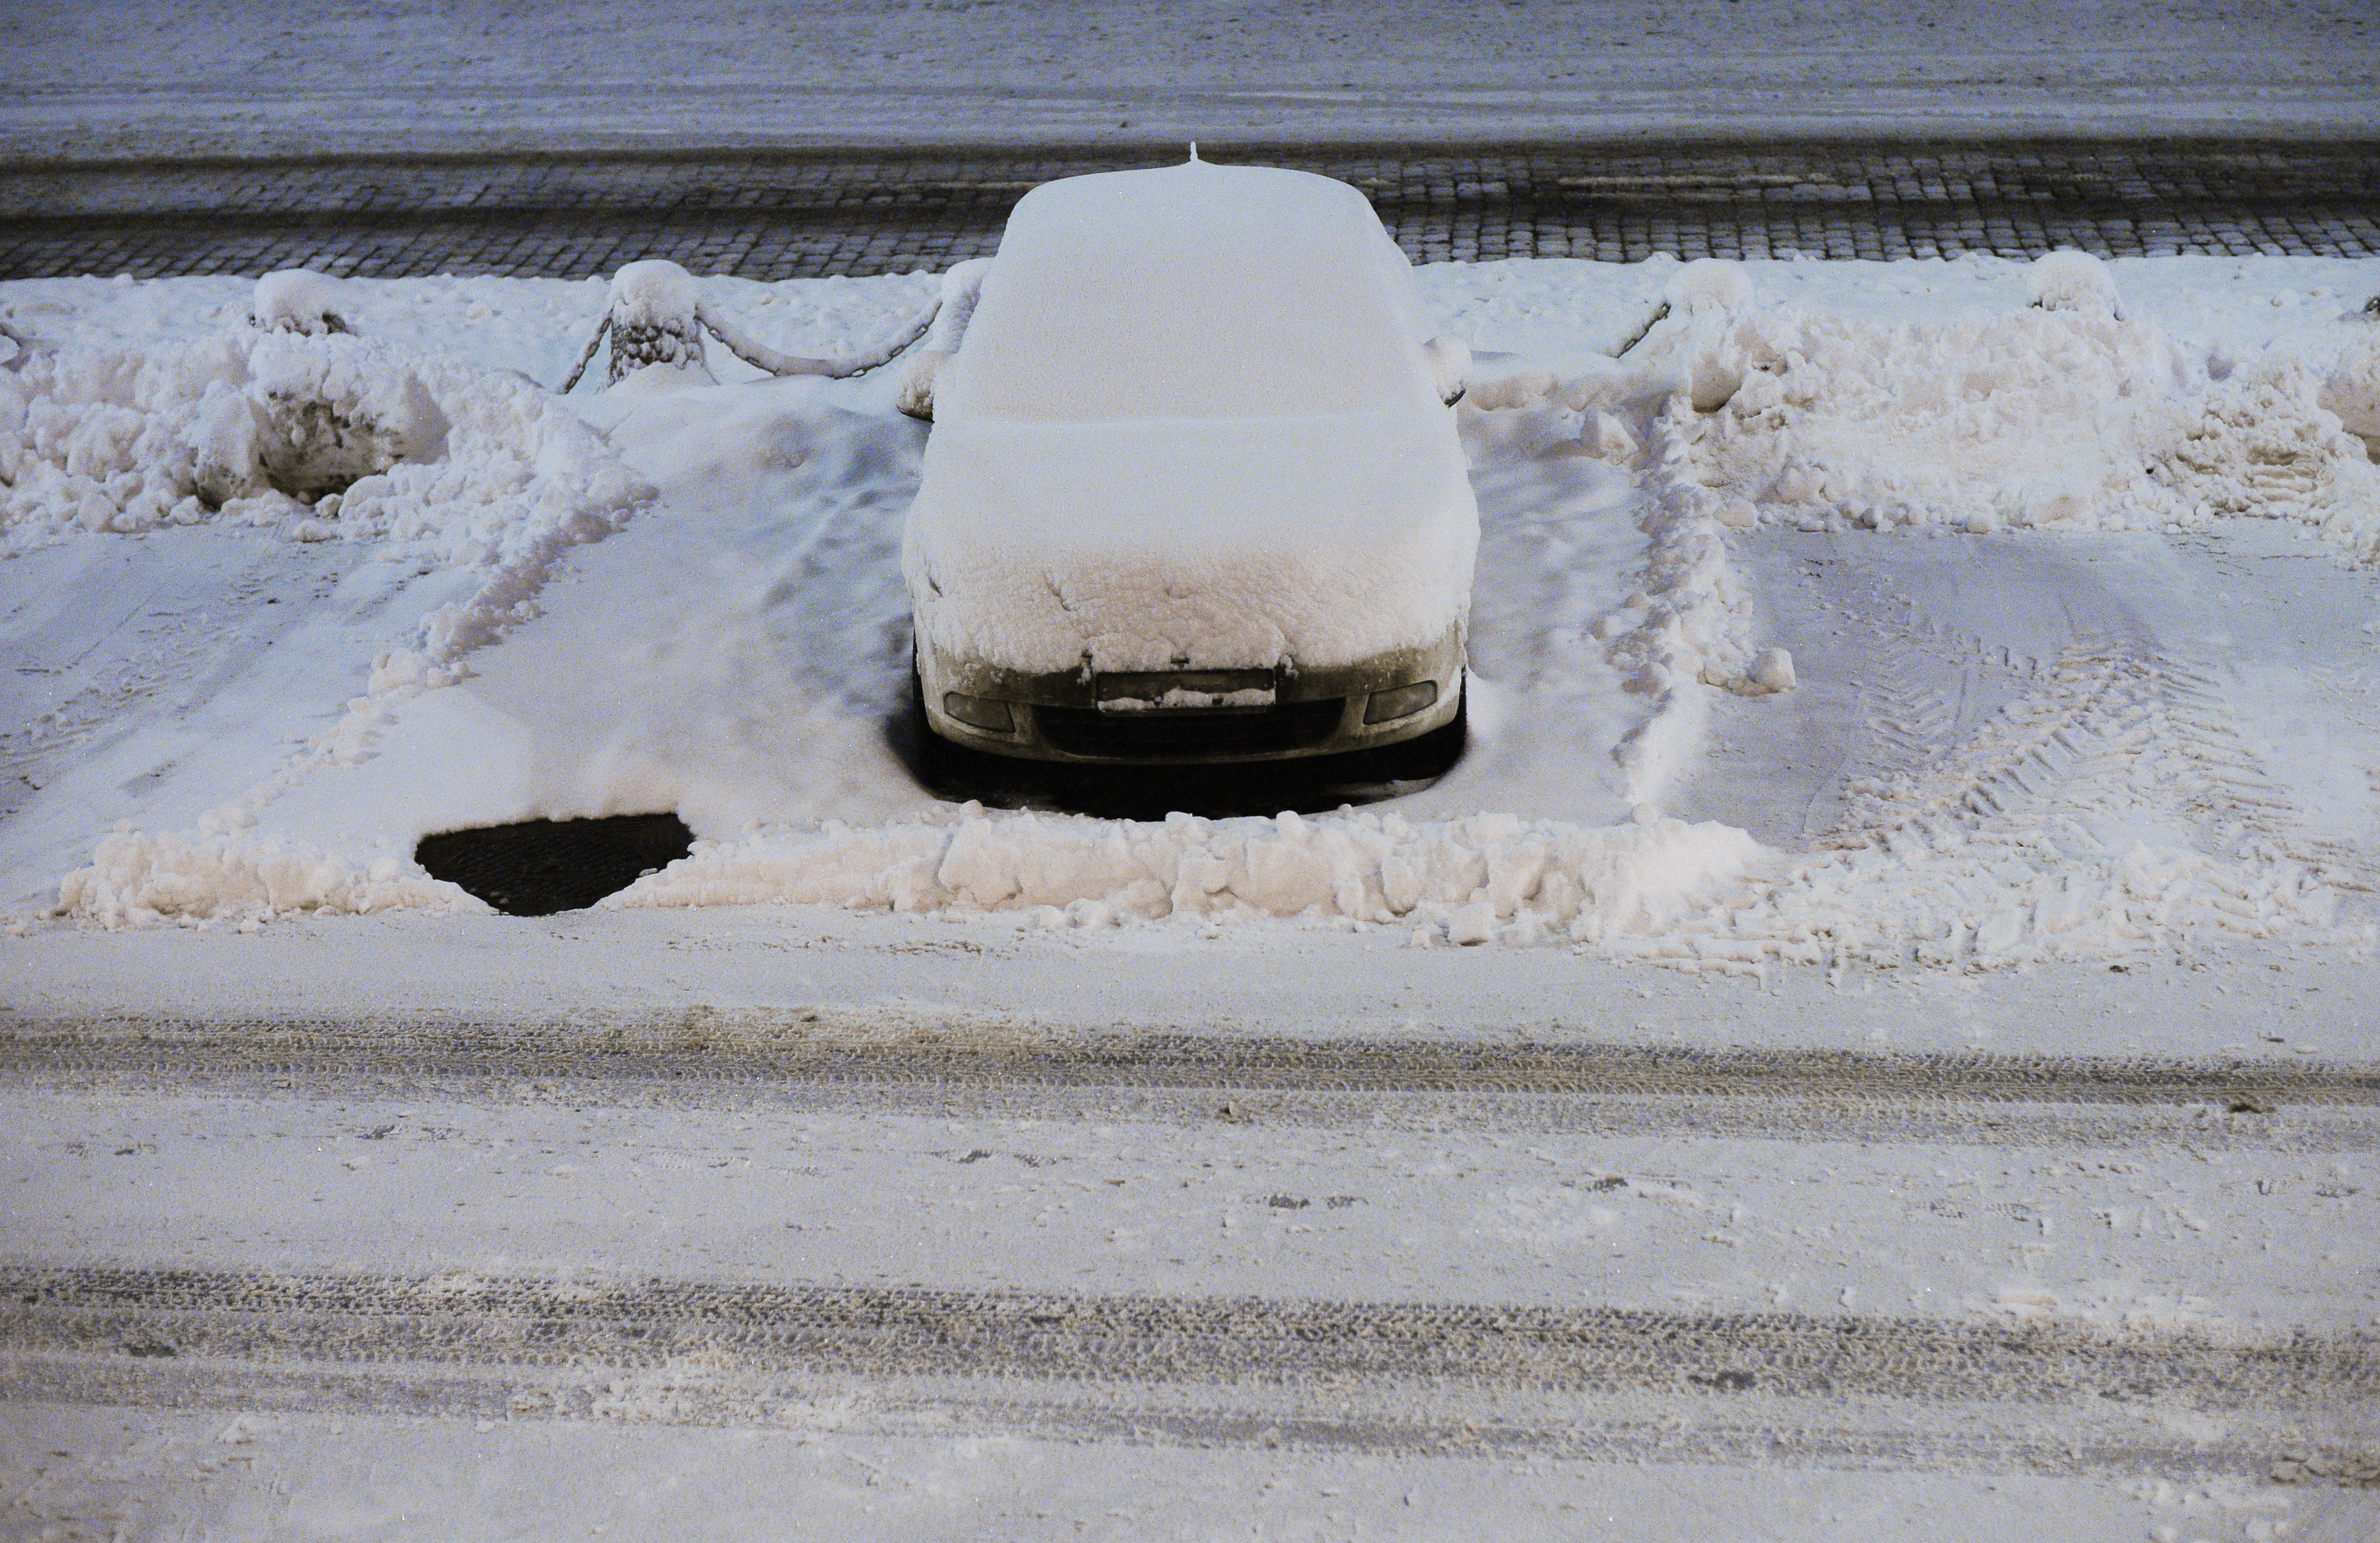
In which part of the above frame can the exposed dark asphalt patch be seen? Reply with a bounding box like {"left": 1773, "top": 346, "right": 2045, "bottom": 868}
{"left": 414, "top": 813, "right": 692, "bottom": 915}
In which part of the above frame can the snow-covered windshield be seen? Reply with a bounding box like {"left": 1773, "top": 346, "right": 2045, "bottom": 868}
{"left": 943, "top": 162, "right": 1438, "bottom": 424}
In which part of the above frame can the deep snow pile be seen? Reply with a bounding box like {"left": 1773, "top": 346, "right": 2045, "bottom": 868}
{"left": 2, "top": 324, "right": 647, "bottom": 566}
{"left": 2, "top": 320, "right": 655, "bottom": 688}
{"left": 1649, "top": 260, "right": 2380, "bottom": 558}
{"left": 611, "top": 805, "right": 1762, "bottom": 948}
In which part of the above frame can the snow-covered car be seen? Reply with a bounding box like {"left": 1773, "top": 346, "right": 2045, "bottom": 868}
{"left": 902, "top": 158, "right": 1478, "bottom": 768}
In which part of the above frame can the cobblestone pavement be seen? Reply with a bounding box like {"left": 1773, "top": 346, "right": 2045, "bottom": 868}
{"left": 2, "top": 139, "right": 2375, "bottom": 280}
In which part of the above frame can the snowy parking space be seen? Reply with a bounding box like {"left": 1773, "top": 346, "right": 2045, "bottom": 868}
{"left": 6, "top": 250, "right": 2379, "bottom": 981}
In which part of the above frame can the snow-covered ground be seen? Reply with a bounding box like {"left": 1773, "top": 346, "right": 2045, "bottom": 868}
{"left": 8, "top": 247, "right": 2380, "bottom": 1539}
{"left": 1, "top": 0, "right": 2371, "bottom": 159}
{"left": 8, "top": 250, "right": 2380, "bottom": 975}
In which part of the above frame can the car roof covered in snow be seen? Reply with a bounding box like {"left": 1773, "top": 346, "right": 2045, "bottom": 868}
{"left": 937, "top": 160, "right": 1440, "bottom": 425}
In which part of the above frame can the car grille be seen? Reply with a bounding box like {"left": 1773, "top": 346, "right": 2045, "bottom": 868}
{"left": 1035, "top": 699, "right": 1347, "bottom": 759}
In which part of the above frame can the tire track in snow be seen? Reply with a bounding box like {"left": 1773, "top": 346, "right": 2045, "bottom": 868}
{"left": 3, "top": 1263, "right": 2371, "bottom": 1476}
{"left": 2, "top": 1013, "right": 2374, "bottom": 1148}
{"left": 1842, "top": 640, "right": 2346, "bottom": 883}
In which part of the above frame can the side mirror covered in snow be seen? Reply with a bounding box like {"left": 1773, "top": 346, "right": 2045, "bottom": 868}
{"left": 1423, "top": 335, "right": 1470, "bottom": 406}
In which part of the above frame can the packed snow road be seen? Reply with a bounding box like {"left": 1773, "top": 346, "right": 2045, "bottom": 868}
{"left": 3, "top": 963, "right": 2377, "bottom": 1537}
{"left": 6, "top": 245, "right": 2380, "bottom": 1535}
{"left": 2, "top": 0, "right": 2370, "bottom": 158}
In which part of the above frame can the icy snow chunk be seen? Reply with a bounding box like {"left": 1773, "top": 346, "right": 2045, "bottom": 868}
{"left": 1422, "top": 334, "right": 1472, "bottom": 404}
{"left": 252, "top": 268, "right": 350, "bottom": 335}
{"left": 2028, "top": 250, "right": 2124, "bottom": 320}
{"left": 894, "top": 349, "right": 949, "bottom": 421}
{"left": 1746, "top": 647, "right": 1797, "bottom": 694}
{"left": 1446, "top": 899, "right": 1497, "bottom": 945}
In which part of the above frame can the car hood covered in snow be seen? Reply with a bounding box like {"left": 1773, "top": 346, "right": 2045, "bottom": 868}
{"left": 904, "top": 405, "right": 1477, "bottom": 675}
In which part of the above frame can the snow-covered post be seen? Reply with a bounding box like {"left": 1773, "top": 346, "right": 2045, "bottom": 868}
{"left": 560, "top": 258, "right": 943, "bottom": 393}
{"left": 2027, "top": 250, "right": 2124, "bottom": 321}
{"left": 252, "top": 269, "right": 352, "bottom": 335}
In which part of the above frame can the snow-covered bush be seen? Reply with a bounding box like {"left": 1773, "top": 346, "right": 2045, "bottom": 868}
{"left": 0, "top": 327, "right": 648, "bottom": 562}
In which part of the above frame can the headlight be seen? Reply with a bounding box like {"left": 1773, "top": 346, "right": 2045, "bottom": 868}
{"left": 1363, "top": 680, "right": 1438, "bottom": 724}
{"left": 942, "top": 693, "right": 1016, "bottom": 733}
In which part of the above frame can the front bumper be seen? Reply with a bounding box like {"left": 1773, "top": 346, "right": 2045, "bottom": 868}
{"left": 917, "top": 624, "right": 1465, "bottom": 765}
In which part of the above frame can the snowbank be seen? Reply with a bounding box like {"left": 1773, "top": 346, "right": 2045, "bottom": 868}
{"left": 56, "top": 828, "right": 480, "bottom": 928}
{"left": 1, "top": 321, "right": 654, "bottom": 689}
{"left": 1, "top": 325, "right": 647, "bottom": 562}
{"left": 608, "top": 806, "right": 1762, "bottom": 944}
{"left": 1461, "top": 252, "right": 2380, "bottom": 561}
{"left": 1671, "top": 287, "right": 2380, "bottom": 555}
{"left": 601, "top": 791, "right": 2328, "bottom": 972}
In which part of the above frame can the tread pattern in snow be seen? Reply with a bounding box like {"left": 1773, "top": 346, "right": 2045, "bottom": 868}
{"left": 2, "top": 1015, "right": 2374, "bottom": 1149}
{"left": 3, "top": 1263, "right": 2372, "bottom": 1475}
